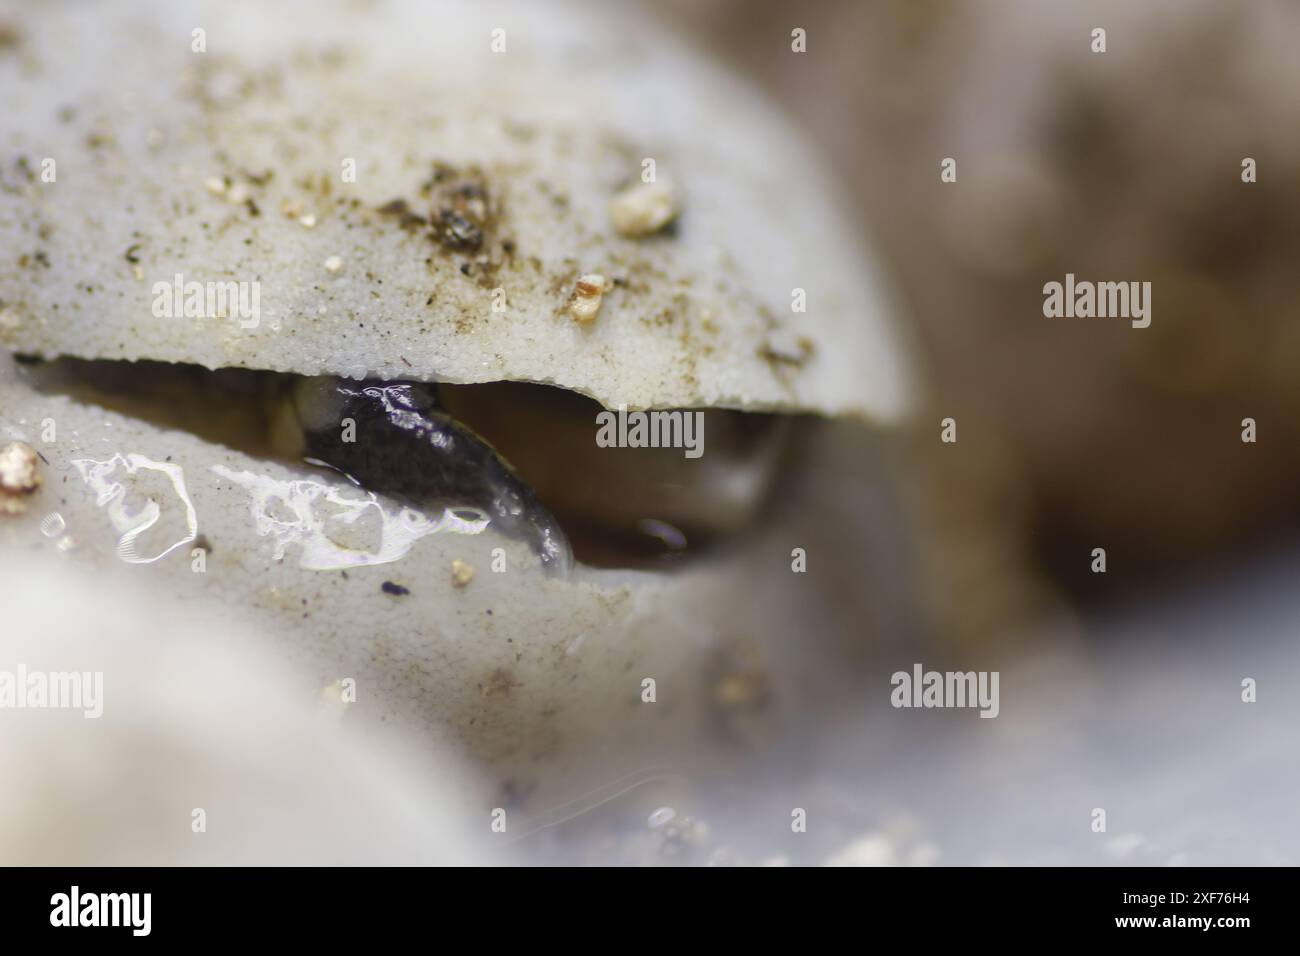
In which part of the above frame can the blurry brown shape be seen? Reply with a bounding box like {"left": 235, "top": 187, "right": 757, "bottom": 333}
{"left": 659, "top": 0, "right": 1300, "bottom": 613}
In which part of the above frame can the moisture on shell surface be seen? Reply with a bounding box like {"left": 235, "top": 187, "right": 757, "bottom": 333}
{"left": 0, "top": 350, "right": 710, "bottom": 809}
{"left": 0, "top": 0, "right": 923, "bottom": 840}
{"left": 0, "top": 0, "right": 912, "bottom": 422}
{"left": 0, "top": 347, "right": 918, "bottom": 817}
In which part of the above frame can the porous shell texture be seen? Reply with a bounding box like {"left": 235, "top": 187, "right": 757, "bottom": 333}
{"left": 0, "top": 349, "right": 917, "bottom": 816}
{"left": 0, "top": 0, "right": 912, "bottom": 420}
{"left": 0, "top": 351, "right": 715, "bottom": 810}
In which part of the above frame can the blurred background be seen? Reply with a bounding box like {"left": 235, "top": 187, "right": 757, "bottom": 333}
{"left": 631, "top": 0, "right": 1300, "bottom": 865}
{"left": 661, "top": 0, "right": 1300, "bottom": 649}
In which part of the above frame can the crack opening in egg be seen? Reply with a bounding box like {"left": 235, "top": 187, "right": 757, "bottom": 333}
{"left": 17, "top": 357, "right": 793, "bottom": 569}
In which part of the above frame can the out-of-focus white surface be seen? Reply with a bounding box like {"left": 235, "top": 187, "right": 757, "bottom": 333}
{"left": 508, "top": 548, "right": 1300, "bottom": 866}
{"left": 2, "top": 537, "right": 1295, "bottom": 866}
{"left": 0, "top": 554, "right": 493, "bottom": 865}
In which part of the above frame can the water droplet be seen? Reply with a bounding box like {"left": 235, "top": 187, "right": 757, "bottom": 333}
{"left": 39, "top": 511, "right": 66, "bottom": 538}
{"left": 212, "top": 465, "right": 489, "bottom": 570}
{"left": 70, "top": 453, "right": 197, "bottom": 564}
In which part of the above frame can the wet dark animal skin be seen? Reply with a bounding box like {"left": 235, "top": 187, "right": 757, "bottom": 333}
{"left": 298, "top": 380, "right": 571, "bottom": 571}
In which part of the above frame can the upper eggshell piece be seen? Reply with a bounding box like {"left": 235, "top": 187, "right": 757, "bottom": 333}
{"left": 0, "top": 0, "right": 912, "bottom": 420}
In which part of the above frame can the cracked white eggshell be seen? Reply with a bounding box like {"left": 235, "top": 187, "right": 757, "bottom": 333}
{"left": 0, "top": 353, "right": 734, "bottom": 811}
{"left": 0, "top": 0, "right": 913, "bottom": 420}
